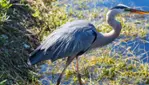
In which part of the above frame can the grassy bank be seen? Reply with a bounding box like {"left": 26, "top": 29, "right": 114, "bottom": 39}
{"left": 0, "top": 0, "right": 68, "bottom": 84}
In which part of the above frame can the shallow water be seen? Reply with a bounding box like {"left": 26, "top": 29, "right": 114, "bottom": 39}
{"left": 111, "top": 35, "right": 149, "bottom": 62}
{"left": 58, "top": 0, "right": 149, "bottom": 10}
{"left": 95, "top": 0, "right": 149, "bottom": 10}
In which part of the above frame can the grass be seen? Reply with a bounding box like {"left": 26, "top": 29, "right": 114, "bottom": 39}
{"left": 72, "top": 56, "right": 149, "bottom": 85}
{"left": 1, "top": 0, "right": 149, "bottom": 85}
{"left": 30, "top": 0, "right": 68, "bottom": 40}
{"left": 0, "top": 0, "right": 40, "bottom": 84}
{"left": 39, "top": 49, "right": 149, "bottom": 85}
{"left": 0, "top": 0, "right": 67, "bottom": 84}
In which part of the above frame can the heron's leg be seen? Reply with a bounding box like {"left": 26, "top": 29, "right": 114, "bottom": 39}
{"left": 56, "top": 56, "right": 75, "bottom": 85}
{"left": 76, "top": 56, "right": 83, "bottom": 85}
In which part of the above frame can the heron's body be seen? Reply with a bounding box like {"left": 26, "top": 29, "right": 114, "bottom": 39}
{"left": 29, "top": 18, "right": 121, "bottom": 65}
{"left": 29, "top": 20, "right": 98, "bottom": 64}
{"left": 28, "top": 4, "right": 149, "bottom": 85}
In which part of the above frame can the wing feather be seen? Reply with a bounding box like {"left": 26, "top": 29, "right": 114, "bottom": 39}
{"left": 29, "top": 20, "right": 97, "bottom": 64}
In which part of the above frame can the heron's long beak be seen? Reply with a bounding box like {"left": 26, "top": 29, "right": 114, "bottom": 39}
{"left": 130, "top": 9, "right": 149, "bottom": 15}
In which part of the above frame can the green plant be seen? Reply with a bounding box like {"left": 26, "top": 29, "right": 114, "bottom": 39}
{"left": 0, "top": 0, "right": 12, "bottom": 23}
{"left": 0, "top": 80, "right": 7, "bottom": 85}
{"left": 30, "top": 0, "right": 68, "bottom": 40}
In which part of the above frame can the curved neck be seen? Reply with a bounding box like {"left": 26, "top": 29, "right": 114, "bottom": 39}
{"left": 103, "top": 10, "right": 122, "bottom": 45}
{"left": 92, "top": 10, "right": 122, "bottom": 48}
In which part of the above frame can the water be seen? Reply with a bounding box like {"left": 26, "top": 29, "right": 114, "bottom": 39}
{"left": 111, "top": 36, "right": 149, "bottom": 62}
{"left": 60, "top": 0, "right": 149, "bottom": 10}
{"left": 118, "top": 0, "right": 149, "bottom": 10}
{"left": 95, "top": 0, "right": 149, "bottom": 10}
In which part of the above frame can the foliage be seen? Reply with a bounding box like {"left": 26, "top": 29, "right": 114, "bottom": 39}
{"left": 0, "top": 0, "right": 12, "bottom": 24}
{"left": 30, "top": 0, "right": 68, "bottom": 40}
{"left": 0, "top": 79, "right": 7, "bottom": 85}
{"left": 0, "top": 0, "right": 68, "bottom": 84}
{"left": 0, "top": 0, "right": 39, "bottom": 84}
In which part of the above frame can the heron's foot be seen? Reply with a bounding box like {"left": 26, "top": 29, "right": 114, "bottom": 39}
{"left": 57, "top": 73, "right": 63, "bottom": 85}
{"left": 77, "top": 73, "right": 83, "bottom": 85}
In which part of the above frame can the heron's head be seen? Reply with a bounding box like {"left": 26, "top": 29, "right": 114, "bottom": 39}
{"left": 110, "top": 4, "right": 149, "bottom": 15}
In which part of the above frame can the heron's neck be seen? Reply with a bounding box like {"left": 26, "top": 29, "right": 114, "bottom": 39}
{"left": 92, "top": 10, "right": 122, "bottom": 48}
{"left": 103, "top": 10, "right": 122, "bottom": 45}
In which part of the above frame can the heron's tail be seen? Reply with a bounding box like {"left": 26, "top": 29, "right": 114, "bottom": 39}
{"left": 28, "top": 49, "right": 44, "bottom": 65}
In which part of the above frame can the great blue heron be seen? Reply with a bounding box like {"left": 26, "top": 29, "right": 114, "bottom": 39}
{"left": 28, "top": 4, "right": 149, "bottom": 85}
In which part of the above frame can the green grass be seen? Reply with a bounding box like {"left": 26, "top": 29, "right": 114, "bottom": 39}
{"left": 40, "top": 48, "right": 149, "bottom": 84}
{"left": 74, "top": 56, "right": 149, "bottom": 84}
{"left": 0, "top": 0, "right": 40, "bottom": 84}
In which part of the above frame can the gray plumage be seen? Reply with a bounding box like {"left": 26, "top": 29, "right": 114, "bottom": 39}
{"left": 29, "top": 20, "right": 98, "bottom": 65}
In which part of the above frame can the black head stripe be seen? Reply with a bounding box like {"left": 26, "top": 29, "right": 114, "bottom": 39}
{"left": 111, "top": 6, "right": 127, "bottom": 10}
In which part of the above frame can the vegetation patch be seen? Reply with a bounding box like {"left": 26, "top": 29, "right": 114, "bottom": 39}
{"left": 0, "top": 0, "right": 68, "bottom": 84}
